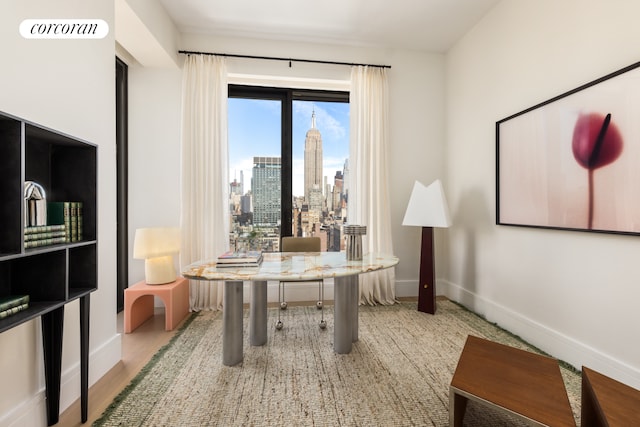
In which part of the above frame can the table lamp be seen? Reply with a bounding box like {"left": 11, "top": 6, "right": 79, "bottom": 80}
{"left": 402, "top": 180, "right": 451, "bottom": 314}
{"left": 133, "top": 227, "right": 181, "bottom": 285}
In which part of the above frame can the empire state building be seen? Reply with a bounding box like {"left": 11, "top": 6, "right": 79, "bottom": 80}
{"left": 304, "top": 110, "right": 323, "bottom": 202}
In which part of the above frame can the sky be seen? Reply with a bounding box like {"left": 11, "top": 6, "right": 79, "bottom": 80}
{"left": 228, "top": 98, "right": 350, "bottom": 197}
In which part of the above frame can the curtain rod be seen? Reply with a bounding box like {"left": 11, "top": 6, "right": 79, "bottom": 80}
{"left": 178, "top": 50, "right": 391, "bottom": 69}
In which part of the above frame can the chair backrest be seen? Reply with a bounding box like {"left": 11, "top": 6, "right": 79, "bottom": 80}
{"left": 281, "top": 236, "right": 321, "bottom": 252}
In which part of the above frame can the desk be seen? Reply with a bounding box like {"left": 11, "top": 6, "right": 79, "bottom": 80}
{"left": 183, "top": 251, "right": 398, "bottom": 366}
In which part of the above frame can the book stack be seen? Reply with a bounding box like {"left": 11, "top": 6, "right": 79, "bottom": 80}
{"left": 216, "top": 250, "right": 263, "bottom": 268}
{"left": 47, "top": 201, "right": 83, "bottom": 242}
{"left": 0, "top": 295, "right": 29, "bottom": 320}
{"left": 24, "top": 224, "right": 67, "bottom": 248}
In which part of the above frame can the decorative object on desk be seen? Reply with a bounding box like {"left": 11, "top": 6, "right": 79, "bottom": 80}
{"left": 133, "top": 227, "right": 181, "bottom": 285}
{"left": 402, "top": 179, "right": 451, "bottom": 314}
{"left": 216, "top": 250, "right": 263, "bottom": 264}
{"left": 23, "top": 181, "right": 46, "bottom": 227}
{"left": 344, "top": 225, "right": 367, "bottom": 261}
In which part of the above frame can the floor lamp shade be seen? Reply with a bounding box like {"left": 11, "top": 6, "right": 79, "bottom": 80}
{"left": 402, "top": 180, "right": 451, "bottom": 314}
{"left": 133, "top": 227, "right": 181, "bottom": 285}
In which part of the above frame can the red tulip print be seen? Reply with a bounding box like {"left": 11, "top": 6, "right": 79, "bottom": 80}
{"left": 571, "top": 112, "right": 623, "bottom": 229}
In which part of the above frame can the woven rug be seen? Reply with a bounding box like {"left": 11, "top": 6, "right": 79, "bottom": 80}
{"left": 94, "top": 300, "right": 581, "bottom": 426}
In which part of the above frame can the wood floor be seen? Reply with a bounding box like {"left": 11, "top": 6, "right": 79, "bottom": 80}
{"left": 58, "top": 308, "right": 181, "bottom": 426}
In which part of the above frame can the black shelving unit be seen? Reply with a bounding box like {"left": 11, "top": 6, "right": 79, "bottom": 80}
{"left": 0, "top": 111, "right": 97, "bottom": 425}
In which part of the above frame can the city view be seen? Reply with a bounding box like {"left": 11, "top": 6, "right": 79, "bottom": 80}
{"left": 228, "top": 98, "right": 350, "bottom": 253}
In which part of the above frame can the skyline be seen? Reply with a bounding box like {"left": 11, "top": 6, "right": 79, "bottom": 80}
{"left": 228, "top": 98, "right": 350, "bottom": 197}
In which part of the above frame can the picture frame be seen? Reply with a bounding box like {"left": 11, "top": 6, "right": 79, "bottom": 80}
{"left": 496, "top": 60, "right": 640, "bottom": 235}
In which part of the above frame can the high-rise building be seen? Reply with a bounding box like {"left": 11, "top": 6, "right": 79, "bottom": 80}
{"left": 304, "top": 110, "right": 323, "bottom": 202}
{"left": 252, "top": 156, "right": 281, "bottom": 226}
{"left": 230, "top": 178, "right": 242, "bottom": 196}
{"left": 332, "top": 170, "right": 343, "bottom": 216}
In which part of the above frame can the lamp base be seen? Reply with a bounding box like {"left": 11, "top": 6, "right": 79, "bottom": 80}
{"left": 145, "top": 256, "right": 177, "bottom": 285}
{"left": 418, "top": 226, "right": 436, "bottom": 314}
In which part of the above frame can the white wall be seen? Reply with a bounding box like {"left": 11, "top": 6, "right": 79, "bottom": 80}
{"left": 126, "top": 32, "right": 446, "bottom": 296}
{"left": 127, "top": 64, "right": 183, "bottom": 284}
{"left": 445, "top": 0, "right": 640, "bottom": 388}
{"left": 0, "top": 1, "right": 120, "bottom": 426}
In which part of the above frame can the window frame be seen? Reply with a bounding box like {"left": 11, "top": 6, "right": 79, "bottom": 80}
{"left": 228, "top": 85, "right": 349, "bottom": 238}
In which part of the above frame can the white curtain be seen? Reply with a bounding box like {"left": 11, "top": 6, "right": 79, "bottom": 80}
{"left": 349, "top": 65, "right": 396, "bottom": 305}
{"left": 180, "top": 55, "right": 229, "bottom": 311}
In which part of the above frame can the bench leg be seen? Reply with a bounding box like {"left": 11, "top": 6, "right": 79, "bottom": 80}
{"left": 125, "top": 294, "right": 154, "bottom": 333}
{"left": 449, "top": 388, "right": 468, "bottom": 427}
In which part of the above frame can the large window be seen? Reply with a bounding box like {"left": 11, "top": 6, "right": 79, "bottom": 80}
{"left": 228, "top": 85, "right": 349, "bottom": 252}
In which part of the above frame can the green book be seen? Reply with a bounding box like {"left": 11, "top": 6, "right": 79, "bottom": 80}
{"left": 24, "top": 236, "right": 67, "bottom": 249}
{"left": 47, "top": 201, "right": 74, "bottom": 242}
{"left": 24, "top": 224, "right": 65, "bottom": 235}
{"left": 24, "top": 230, "right": 66, "bottom": 242}
{"left": 0, "top": 303, "right": 29, "bottom": 319}
{"left": 0, "top": 295, "right": 29, "bottom": 312}
{"left": 70, "top": 202, "right": 78, "bottom": 242}
{"left": 76, "top": 202, "right": 83, "bottom": 241}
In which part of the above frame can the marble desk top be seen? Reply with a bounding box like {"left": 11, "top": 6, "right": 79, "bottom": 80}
{"left": 182, "top": 251, "right": 399, "bottom": 282}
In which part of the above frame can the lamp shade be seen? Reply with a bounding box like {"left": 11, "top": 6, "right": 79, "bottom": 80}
{"left": 133, "top": 227, "right": 181, "bottom": 259}
{"left": 402, "top": 179, "right": 452, "bottom": 228}
{"left": 133, "top": 227, "right": 181, "bottom": 285}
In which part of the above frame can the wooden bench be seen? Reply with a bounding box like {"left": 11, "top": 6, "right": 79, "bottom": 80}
{"left": 124, "top": 277, "right": 189, "bottom": 333}
{"left": 450, "top": 335, "right": 575, "bottom": 426}
{"left": 581, "top": 366, "right": 640, "bottom": 426}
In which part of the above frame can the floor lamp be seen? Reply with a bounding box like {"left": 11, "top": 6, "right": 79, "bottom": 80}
{"left": 402, "top": 180, "right": 451, "bottom": 314}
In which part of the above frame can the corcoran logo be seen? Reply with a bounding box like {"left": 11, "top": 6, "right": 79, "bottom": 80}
{"left": 20, "top": 19, "right": 109, "bottom": 39}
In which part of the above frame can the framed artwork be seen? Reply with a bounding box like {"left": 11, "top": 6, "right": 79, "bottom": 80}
{"left": 496, "top": 61, "right": 640, "bottom": 235}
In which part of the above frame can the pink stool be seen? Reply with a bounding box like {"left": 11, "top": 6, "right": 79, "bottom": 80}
{"left": 124, "top": 277, "right": 189, "bottom": 333}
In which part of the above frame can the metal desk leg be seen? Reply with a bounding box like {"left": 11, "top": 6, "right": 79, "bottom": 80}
{"left": 223, "top": 280, "right": 243, "bottom": 366}
{"left": 334, "top": 274, "right": 358, "bottom": 354}
{"left": 250, "top": 280, "right": 267, "bottom": 346}
{"left": 352, "top": 276, "right": 359, "bottom": 342}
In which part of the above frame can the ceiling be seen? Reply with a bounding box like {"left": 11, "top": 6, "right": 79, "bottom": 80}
{"left": 158, "top": 0, "right": 500, "bottom": 53}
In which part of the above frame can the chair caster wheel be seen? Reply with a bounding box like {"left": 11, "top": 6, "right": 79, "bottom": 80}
{"left": 319, "top": 320, "right": 327, "bottom": 329}
{"left": 316, "top": 301, "right": 323, "bottom": 309}
{"left": 280, "top": 302, "right": 288, "bottom": 310}
{"left": 276, "top": 321, "right": 283, "bottom": 330}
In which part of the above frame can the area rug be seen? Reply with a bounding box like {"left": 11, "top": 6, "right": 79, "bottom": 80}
{"left": 94, "top": 300, "right": 581, "bottom": 426}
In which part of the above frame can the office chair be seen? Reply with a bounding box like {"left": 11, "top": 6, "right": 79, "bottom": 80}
{"left": 276, "top": 236, "right": 326, "bottom": 330}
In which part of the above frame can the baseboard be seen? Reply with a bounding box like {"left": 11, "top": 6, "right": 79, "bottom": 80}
{"left": 0, "top": 390, "right": 47, "bottom": 427}
{"left": 0, "top": 332, "right": 122, "bottom": 427}
{"left": 441, "top": 279, "right": 640, "bottom": 390}
{"left": 394, "top": 278, "right": 419, "bottom": 298}
{"left": 60, "top": 331, "right": 122, "bottom": 412}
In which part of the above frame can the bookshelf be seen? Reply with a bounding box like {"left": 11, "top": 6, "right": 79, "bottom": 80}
{"left": 0, "top": 111, "right": 97, "bottom": 425}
